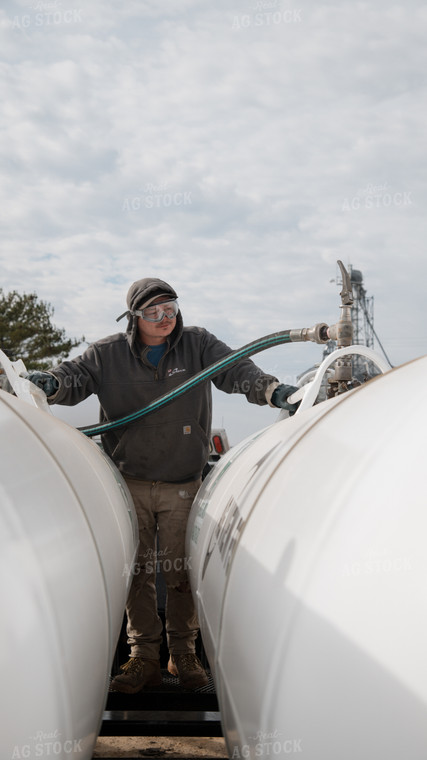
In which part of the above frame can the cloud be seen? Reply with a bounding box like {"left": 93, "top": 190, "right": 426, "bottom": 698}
{"left": 1, "top": 0, "right": 426, "bottom": 442}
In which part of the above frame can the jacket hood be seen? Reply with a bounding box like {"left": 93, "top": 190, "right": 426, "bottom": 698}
{"left": 117, "top": 277, "right": 182, "bottom": 354}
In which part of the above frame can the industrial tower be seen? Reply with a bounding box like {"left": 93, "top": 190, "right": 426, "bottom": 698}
{"left": 322, "top": 263, "right": 392, "bottom": 383}
{"left": 347, "top": 265, "right": 375, "bottom": 349}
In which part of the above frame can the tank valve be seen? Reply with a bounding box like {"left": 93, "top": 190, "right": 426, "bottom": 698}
{"left": 327, "top": 260, "right": 354, "bottom": 348}
{"left": 326, "top": 260, "right": 354, "bottom": 395}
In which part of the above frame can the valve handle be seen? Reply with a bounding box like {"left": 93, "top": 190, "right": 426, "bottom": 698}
{"left": 338, "top": 260, "right": 354, "bottom": 307}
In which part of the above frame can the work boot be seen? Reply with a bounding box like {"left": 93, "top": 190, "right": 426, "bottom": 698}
{"left": 168, "top": 653, "right": 209, "bottom": 690}
{"left": 109, "top": 657, "right": 162, "bottom": 693}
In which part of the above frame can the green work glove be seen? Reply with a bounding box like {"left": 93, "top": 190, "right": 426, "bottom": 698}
{"left": 271, "top": 383, "right": 300, "bottom": 415}
{"left": 27, "top": 371, "right": 59, "bottom": 397}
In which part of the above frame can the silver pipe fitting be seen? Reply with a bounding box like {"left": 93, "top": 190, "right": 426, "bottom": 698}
{"left": 289, "top": 323, "right": 329, "bottom": 344}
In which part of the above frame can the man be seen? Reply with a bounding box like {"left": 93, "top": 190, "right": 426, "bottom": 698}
{"left": 29, "top": 277, "right": 298, "bottom": 693}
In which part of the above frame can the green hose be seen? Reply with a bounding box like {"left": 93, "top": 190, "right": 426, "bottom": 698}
{"left": 79, "top": 329, "right": 292, "bottom": 437}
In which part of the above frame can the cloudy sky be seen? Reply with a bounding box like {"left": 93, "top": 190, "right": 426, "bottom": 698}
{"left": 1, "top": 0, "right": 426, "bottom": 443}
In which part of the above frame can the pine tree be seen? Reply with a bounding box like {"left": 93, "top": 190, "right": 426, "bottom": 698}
{"left": 0, "top": 289, "right": 84, "bottom": 371}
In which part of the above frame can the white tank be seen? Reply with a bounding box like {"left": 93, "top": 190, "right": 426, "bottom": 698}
{"left": 187, "top": 354, "right": 427, "bottom": 760}
{"left": 0, "top": 390, "right": 138, "bottom": 760}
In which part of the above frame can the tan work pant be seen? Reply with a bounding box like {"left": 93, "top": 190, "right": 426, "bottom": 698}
{"left": 124, "top": 477, "right": 201, "bottom": 660}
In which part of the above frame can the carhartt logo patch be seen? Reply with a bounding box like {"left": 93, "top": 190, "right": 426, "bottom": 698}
{"left": 167, "top": 367, "right": 186, "bottom": 377}
{"left": 183, "top": 425, "right": 191, "bottom": 435}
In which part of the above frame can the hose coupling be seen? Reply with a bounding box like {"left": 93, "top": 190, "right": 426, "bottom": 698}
{"left": 289, "top": 323, "right": 329, "bottom": 344}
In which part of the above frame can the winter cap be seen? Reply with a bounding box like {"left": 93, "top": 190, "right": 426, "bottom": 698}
{"left": 116, "top": 278, "right": 178, "bottom": 322}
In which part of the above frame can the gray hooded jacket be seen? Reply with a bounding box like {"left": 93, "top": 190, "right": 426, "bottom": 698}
{"left": 48, "top": 278, "right": 279, "bottom": 482}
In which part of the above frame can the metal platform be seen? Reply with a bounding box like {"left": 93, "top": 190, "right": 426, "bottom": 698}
{"left": 100, "top": 670, "right": 222, "bottom": 738}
